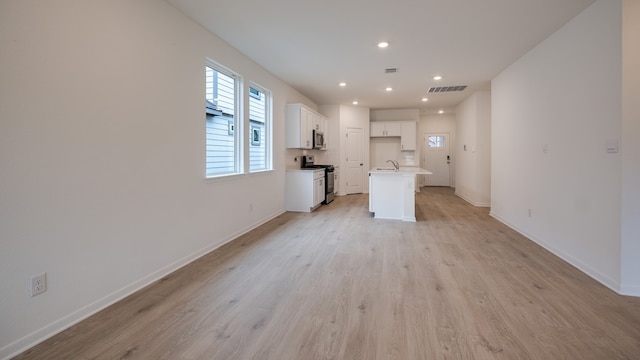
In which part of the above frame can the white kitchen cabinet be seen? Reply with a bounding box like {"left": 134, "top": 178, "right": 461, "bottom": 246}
{"left": 314, "top": 175, "right": 325, "bottom": 207}
{"left": 369, "top": 167, "right": 432, "bottom": 221}
{"left": 312, "top": 114, "right": 328, "bottom": 150}
{"left": 286, "top": 104, "right": 313, "bottom": 149}
{"left": 400, "top": 121, "right": 417, "bottom": 151}
{"left": 321, "top": 117, "right": 328, "bottom": 150}
{"left": 286, "top": 103, "right": 329, "bottom": 150}
{"left": 370, "top": 121, "right": 402, "bottom": 137}
{"left": 286, "top": 169, "right": 325, "bottom": 212}
{"left": 370, "top": 122, "right": 385, "bottom": 137}
{"left": 371, "top": 121, "right": 416, "bottom": 151}
{"left": 312, "top": 113, "right": 321, "bottom": 131}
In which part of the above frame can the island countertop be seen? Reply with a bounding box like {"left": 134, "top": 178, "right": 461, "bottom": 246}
{"left": 368, "top": 166, "right": 432, "bottom": 222}
{"left": 369, "top": 166, "right": 432, "bottom": 175}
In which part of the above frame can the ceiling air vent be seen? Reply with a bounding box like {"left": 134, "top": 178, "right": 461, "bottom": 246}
{"left": 385, "top": 68, "right": 398, "bottom": 74}
{"left": 427, "top": 85, "right": 467, "bottom": 93}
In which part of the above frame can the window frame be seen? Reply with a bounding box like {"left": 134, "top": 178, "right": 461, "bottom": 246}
{"left": 205, "top": 59, "right": 243, "bottom": 178}
{"left": 428, "top": 135, "right": 446, "bottom": 149}
{"left": 248, "top": 82, "right": 272, "bottom": 173}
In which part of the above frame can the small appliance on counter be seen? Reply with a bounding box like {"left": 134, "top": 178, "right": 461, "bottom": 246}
{"left": 301, "top": 155, "right": 335, "bottom": 204}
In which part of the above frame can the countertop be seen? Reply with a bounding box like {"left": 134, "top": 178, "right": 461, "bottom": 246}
{"left": 369, "top": 167, "right": 432, "bottom": 175}
{"left": 286, "top": 168, "right": 325, "bottom": 172}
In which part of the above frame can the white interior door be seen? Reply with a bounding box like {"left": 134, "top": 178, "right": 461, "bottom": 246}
{"left": 424, "top": 133, "right": 451, "bottom": 186}
{"left": 346, "top": 127, "right": 363, "bottom": 194}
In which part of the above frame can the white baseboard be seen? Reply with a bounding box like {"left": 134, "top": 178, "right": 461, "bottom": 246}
{"left": 0, "top": 209, "right": 286, "bottom": 360}
{"left": 619, "top": 284, "right": 640, "bottom": 297}
{"left": 455, "top": 191, "right": 490, "bottom": 207}
{"left": 489, "top": 211, "right": 626, "bottom": 296}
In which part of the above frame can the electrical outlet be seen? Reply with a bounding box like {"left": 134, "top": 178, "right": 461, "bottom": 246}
{"left": 30, "top": 273, "right": 47, "bottom": 297}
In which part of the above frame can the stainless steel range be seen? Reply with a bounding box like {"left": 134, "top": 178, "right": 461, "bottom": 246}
{"left": 301, "top": 155, "right": 335, "bottom": 204}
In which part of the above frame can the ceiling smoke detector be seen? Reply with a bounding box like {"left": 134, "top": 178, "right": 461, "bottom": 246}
{"left": 427, "top": 85, "right": 467, "bottom": 93}
{"left": 385, "top": 68, "right": 398, "bottom": 74}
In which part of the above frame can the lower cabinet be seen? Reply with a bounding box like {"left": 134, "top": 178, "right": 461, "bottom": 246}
{"left": 314, "top": 176, "right": 325, "bottom": 207}
{"left": 286, "top": 169, "right": 325, "bottom": 212}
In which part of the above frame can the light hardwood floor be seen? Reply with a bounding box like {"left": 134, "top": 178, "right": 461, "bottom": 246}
{"left": 14, "top": 187, "right": 640, "bottom": 359}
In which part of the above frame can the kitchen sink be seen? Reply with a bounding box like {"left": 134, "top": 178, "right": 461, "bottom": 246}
{"left": 375, "top": 167, "right": 397, "bottom": 171}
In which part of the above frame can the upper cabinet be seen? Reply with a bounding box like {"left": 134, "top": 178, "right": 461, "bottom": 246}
{"left": 286, "top": 103, "right": 328, "bottom": 150}
{"left": 400, "top": 122, "right": 416, "bottom": 151}
{"left": 370, "top": 121, "right": 416, "bottom": 151}
{"left": 311, "top": 112, "right": 328, "bottom": 150}
{"left": 370, "top": 121, "right": 401, "bottom": 137}
{"left": 312, "top": 114, "right": 327, "bottom": 133}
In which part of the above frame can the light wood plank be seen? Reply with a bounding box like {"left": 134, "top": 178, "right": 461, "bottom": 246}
{"left": 14, "top": 188, "right": 640, "bottom": 359}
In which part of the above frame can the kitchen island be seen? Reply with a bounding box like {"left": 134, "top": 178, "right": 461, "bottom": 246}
{"left": 368, "top": 167, "right": 432, "bottom": 222}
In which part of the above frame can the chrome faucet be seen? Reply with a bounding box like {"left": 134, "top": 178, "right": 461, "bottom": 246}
{"left": 386, "top": 160, "right": 399, "bottom": 171}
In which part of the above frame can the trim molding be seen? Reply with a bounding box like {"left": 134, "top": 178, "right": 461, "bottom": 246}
{"left": 455, "top": 191, "right": 490, "bottom": 207}
{"left": 620, "top": 284, "right": 640, "bottom": 297}
{"left": 488, "top": 211, "right": 631, "bottom": 297}
{"left": 0, "top": 209, "right": 286, "bottom": 360}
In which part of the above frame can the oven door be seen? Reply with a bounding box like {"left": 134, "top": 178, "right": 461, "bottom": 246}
{"left": 324, "top": 169, "right": 334, "bottom": 204}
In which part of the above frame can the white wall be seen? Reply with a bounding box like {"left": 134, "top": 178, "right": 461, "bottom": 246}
{"left": 621, "top": 0, "right": 640, "bottom": 294}
{"left": 370, "top": 109, "right": 419, "bottom": 122}
{"left": 0, "top": 0, "right": 314, "bottom": 357}
{"left": 455, "top": 91, "right": 491, "bottom": 206}
{"left": 491, "top": 0, "right": 624, "bottom": 293}
{"left": 418, "top": 113, "right": 457, "bottom": 187}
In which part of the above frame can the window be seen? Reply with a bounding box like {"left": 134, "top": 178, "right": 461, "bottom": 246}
{"left": 428, "top": 135, "right": 446, "bottom": 148}
{"left": 204, "top": 60, "right": 271, "bottom": 177}
{"left": 205, "top": 61, "right": 241, "bottom": 177}
{"left": 248, "top": 84, "right": 271, "bottom": 172}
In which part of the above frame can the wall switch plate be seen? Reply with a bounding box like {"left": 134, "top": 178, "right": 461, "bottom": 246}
{"left": 606, "top": 140, "right": 619, "bottom": 153}
{"left": 30, "top": 273, "right": 47, "bottom": 297}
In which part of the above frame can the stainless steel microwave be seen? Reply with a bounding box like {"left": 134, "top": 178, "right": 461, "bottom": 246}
{"left": 313, "top": 130, "right": 325, "bottom": 149}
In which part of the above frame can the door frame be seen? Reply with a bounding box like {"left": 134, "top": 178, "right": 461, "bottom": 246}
{"left": 345, "top": 126, "right": 364, "bottom": 194}
{"left": 423, "top": 132, "right": 452, "bottom": 187}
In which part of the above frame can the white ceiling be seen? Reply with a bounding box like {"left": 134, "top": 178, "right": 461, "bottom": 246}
{"left": 166, "top": 0, "right": 595, "bottom": 112}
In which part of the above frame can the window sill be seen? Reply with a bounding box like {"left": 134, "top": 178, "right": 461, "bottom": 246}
{"left": 248, "top": 169, "right": 274, "bottom": 175}
{"left": 205, "top": 169, "right": 274, "bottom": 184}
{"left": 205, "top": 172, "right": 244, "bottom": 184}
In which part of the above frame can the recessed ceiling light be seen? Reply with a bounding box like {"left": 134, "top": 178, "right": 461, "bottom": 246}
{"left": 422, "top": 98, "right": 428, "bottom": 102}
{"left": 385, "top": 87, "right": 393, "bottom": 92}
{"left": 352, "top": 101, "right": 358, "bottom": 105}
{"left": 438, "top": 110, "right": 444, "bottom": 114}
{"left": 378, "top": 41, "right": 389, "bottom": 48}
{"left": 433, "top": 75, "right": 443, "bottom": 81}
{"left": 339, "top": 82, "right": 346, "bottom": 87}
